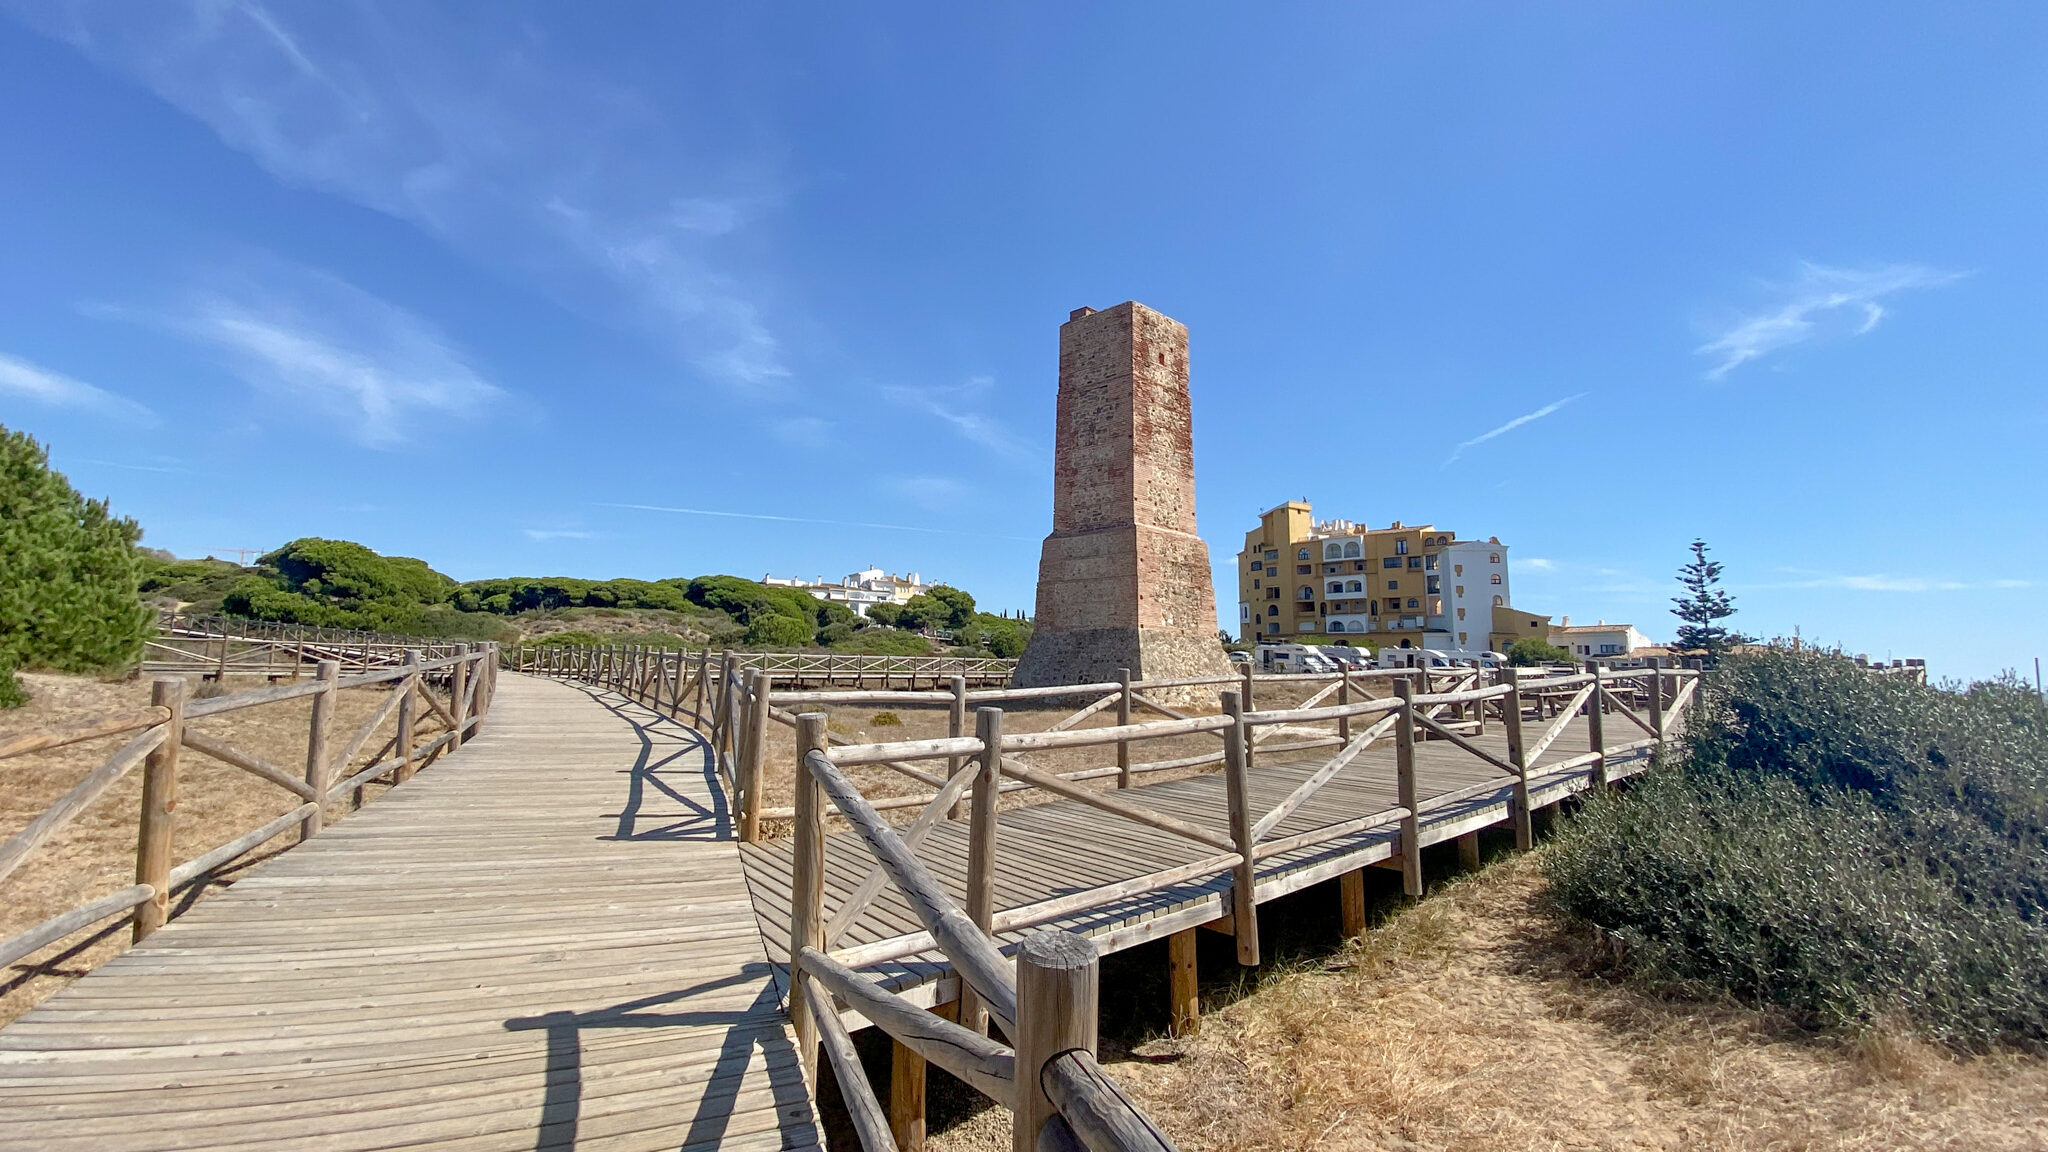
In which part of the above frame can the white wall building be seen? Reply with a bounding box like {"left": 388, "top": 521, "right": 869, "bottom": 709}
{"left": 762, "top": 567, "right": 929, "bottom": 617}
{"left": 1548, "top": 617, "right": 1655, "bottom": 659}
{"left": 1435, "top": 540, "right": 1509, "bottom": 656}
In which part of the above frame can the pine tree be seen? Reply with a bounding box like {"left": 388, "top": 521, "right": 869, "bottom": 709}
{"left": 0, "top": 426, "right": 153, "bottom": 702}
{"left": 1671, "top": 539, "right": 1747, "bottom": 658}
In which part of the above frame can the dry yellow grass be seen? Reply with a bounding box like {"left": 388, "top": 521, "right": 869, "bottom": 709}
{"left": 925, "top": 855, "right": 2048, "bottom": 1152}
{"left": 0, "top": 670, "right": 450, "bottom": 1026}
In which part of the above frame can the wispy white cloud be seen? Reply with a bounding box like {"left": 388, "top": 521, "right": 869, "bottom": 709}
{"left": 0, "top": 352, "right": 157, "bottom": 423}
{"left": 1759, "top": 569, "right": 2031, "bottom": 593}
{"left": 767, "top": 415, "right": 833, "bottom": 449}
{"left": 1697, "top": 262, "right": 1963, "bottom": 379}
{"left": 1521, "top": 557, "right": 1557, "bottom": 572}
{"left": 883, "top": 376, "right": 1038, "bottom": 462}
{"left": 601, "top": 501, "right": 1032, "bottom": 541}
{"left": 882, "top": 474, "right": 971, "bottom": 511}
{"left": 523, "top": 528, "right": 599, "bottom": 542}
{"left": 103, "top": 260, "right": 501, "bottom": 448}
{"left": 11, "top": 1, "right": 788, "bottom": 391}
{"left": 1442, "top": 393, "right": 1585, "bottom": 467}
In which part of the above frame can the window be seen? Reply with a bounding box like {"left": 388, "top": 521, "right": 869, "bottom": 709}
{"left": 1347, "top": 580, "right": 1362, "bottom": 592}
{"left": 1490, "top": 574, "right": 1502, "bottom": 584}
{"left": 1354, "top": 561, "right": 1366, "bottom": 572}
{"left": 1343, "top": 541, "right": 1361, "bottom": 558}
{"left": 1297, "top": 565, "right": 1311, "bottom": 575}
{"left": 1297, "top": 548, "right": 1311, "bottom": 560}
{"left": 1327, "top": 581, "right": 1344, "bottom": 596}
{"left": 1489, "top": 553, "right": 1499, "bottom": 564}
{"left": 1324, "top": 564, "right": 1339, "bottom": 574}
{"left": 1298, "top": 586, "right": 1315, "bottom": 601}
{"left": 1599, "top": 643, "right": 1622, "bottom": 655}
{"left": 1387, "top": 579, "right": 1398, "bottom": 591}
{"left": 1240, "top": 604, "right": 1250, "bottom": 620}
{"left": 1493, "top": 595, "right": 1504, "bottom": 607}
{"left": 1455, "top": 585, "right": 1464, "bottom": 597}
{"left": 1264, "top": 550, "right": 1278, "bottom": 561}
{"left": 1266, "top": 622, "right": 1279, "bottom": 635}
{"left": 1424, "top": 555, "right": 1437, "bottom": 571}
{"left": 1369, "top": 600, "right": 1379, "bottom": 615}
{"left": 1395, "top": 540, "right": 1408, "bottom": 555}
{"left": 1300, "top": 621, "right": 1317, "bottom": 631}
{"left": 1454, "top": 564, "right": 1463, "bottom": 576}
{"left": 1384, "top": 557, "right": 1402, "bottom": 570}
{"left": 1407, "top": 598, "right": 1420, "bottom": 609}
{"left": 1407, "top": 556, "right": 1422, "bottom": 569}
{"left": 1426, "top": 577, "right": 1440, "bottom": 595}
{"left": 1250, "top": 560, "right": 1263, "bottom": 572}
{"left": 1456, "top": 607, "right": 1466, "bottom": 620}
{"left": 1266, "top": 605, "right": 1278, "bottom": 617}
{"left": 1325, "top": 543, "right": 1342, "bottom": 560}
{"left": 1328, "top": 620, "right": 1345, "bottom": 632}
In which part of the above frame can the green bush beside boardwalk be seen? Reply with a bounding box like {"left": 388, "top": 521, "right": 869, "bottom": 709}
{"left": 1546, "top": 647, "right": 2048, "bottom": 1051}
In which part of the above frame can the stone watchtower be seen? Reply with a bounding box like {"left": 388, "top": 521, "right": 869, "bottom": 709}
{"left": 1011, "top": 302, "right": 1234, "bottom": 694}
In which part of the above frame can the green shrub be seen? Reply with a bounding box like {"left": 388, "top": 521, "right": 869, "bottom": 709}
{"left": 743, "top": 613, "right": 814, "bottom": 648}
{"left": 1545, "top": 648, "right": 2048, "bottom": 1051}
{"left": 0, "top": 426, "right": 152, "bottom": 673}
{"left": 828, "top": 627, "right": 933, "bottom": 657}
{"left": 1507, "top": 637, "right": 1572, "bottom": 666}
{"left": 0, "top": 659, "right": 25, "bottom": 709}
{"left": 871, "top": 711, "right": 901, "bottom": 727}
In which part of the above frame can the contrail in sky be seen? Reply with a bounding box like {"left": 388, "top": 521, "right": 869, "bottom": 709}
{"left": 598, "top": 503, "right": 1034, "bottom": 541}
{"left": 1441, "top": 392, "right": 1587, "bottom": 467}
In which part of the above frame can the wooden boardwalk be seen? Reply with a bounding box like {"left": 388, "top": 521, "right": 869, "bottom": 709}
{"left": 0, "top": 676, "right": 823, "bottom": 1152}
{"left": 741, "top": 719, "right": 1627, "bottom": 1005}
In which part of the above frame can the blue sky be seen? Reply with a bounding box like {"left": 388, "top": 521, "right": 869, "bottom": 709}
{"left": 1, "top": 3, "right": 2043, "bottom": 682}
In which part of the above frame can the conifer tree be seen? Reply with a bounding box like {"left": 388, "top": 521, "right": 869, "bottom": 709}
{"left": 1671, "top": 539, "right": 1748, "bottom": 658}
{"left": 0, "top": 426, "right": 153, "bottom": 703}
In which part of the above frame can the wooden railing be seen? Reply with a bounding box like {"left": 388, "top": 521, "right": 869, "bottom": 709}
{"left": 508, "top": 641, "right": 1015, "bottom": 691}
{"left": 147, "top": 611, "right": 473, "bottom": 679}
{"left": 0, "top": 643, "right": 498, "bottom": 972}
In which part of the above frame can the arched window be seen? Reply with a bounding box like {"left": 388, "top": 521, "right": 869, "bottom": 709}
{"left": 1407, "top": 597, "right": 1420, "bottom": 609}
{"left": 1343, "top": 541, "right": 1361, "bottom": 558}
{"left": 1369, "top": 599, "right": 1379, "bottom": 615}
{"left": 1299, "top": 586, "right": 1315, "bottom": 601}
{"left": 1298, "top": 547, "right": 1311, "bottom": 560}
{"left": 1347, "top": 580, "right": 1362, "bottom": 593}
{"left": 1492, "top": 595, "right": 1503, "bottom": 607}
{"left": 1490, "top": 574, "right": 1502, "bottom": 584}
{"left": 1327, "top": 581, "right": 1344, "bottom": 596}
{"left": 1267, "top": 605, "right": 1278, "bottom": 617}
{"left": 1328, "top": 620, "right": 1345, "bottom": 633}
{"left": 1324, "top": 543, "right": 1342, "bottom": 560}
{"left": 1489, "top": 553, "right": 1499, "bottom": 564}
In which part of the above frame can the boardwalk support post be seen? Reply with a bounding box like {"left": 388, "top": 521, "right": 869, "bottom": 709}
{"left": 395, "top": 651, "right": 420, "bottom": 784}
{"left": 740, "top": 670, "right": 771, "bottom": 842}
{"left": 1586, "top": 660, "right": 1608, "bottom": 788}
{"left": 947, "top": 676, "right": 968, "bottom": 820}
{"left": 1395, "top": 674, "right": 1423, "bottom": 898}
{"left": 789, "top": 712, "right": 828, "bottom": 1086}
{"left": 1646, "top": 656, "right": 1665, "bottom": 756}
{"left": 1168, "top": 927, "right": 1199, "bottom": 1036}
{"left": 451, "top": 644, "right": 470, "bottom": 752}
{"left": 1014, "top": 930, "right": 1098, "bottom": 1152}
{"left": 132, "top": 677, "right": 184, "bottom": 942}
{"left": 1116, "top": 668, "right": 1133, "bottom": 788}
{"left": 1220, "top": 689, "right": 1259, "bottom": 966}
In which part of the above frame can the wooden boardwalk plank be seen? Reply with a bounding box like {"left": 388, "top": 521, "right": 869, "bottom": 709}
{"left": 0, "top": 676, "right": 824, "bottom": 1152}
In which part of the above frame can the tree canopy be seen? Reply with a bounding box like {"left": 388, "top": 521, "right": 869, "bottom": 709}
{"left": 0, "top": 426, "right": 152, "bottom": 695}
{"left": 1672, "top": 539, "right": 1747, "bottom": 657}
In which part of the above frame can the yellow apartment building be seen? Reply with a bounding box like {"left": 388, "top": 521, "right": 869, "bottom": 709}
{"left": 1235, "top": 501, "right": 1551, "bottom": 654}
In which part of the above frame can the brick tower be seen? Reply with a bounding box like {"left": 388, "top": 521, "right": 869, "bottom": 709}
{"left": 1011, "top": 302, "right": 1233, "bottom": 694}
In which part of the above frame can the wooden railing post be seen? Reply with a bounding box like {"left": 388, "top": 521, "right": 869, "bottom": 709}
{"left": 132, "top": 677, "right": 185, "bottom": 942}
{"left": 1013, "top": 930, "right": 1099, "bottom": 1152}
{"left": 739, "top": 671, "right": 771, "bottom": 842}
{"left": 947, "top": 675, "right": 968, "bottom": 820}
{"left": 692, "top": 648, "right": 710, "bottom": 719}
{"left": 1645, "top": 656, "right": 1665, "bottom": 754}
{"left": 963, "top": 706, "right": 1003, "bottom": 1035}
{"left": 1394, "top": 674, "right": 1422, "bottom": 898}
{"left": 789, "top": 713, "right": 828, "bottom": 1086}
{"left": 302, "top": 660, "right": 339, "bottom": 839}
{"left": 395, "top": 650, "right": 420, "bottom": 783}
{"left": 1238, "top": 664, "right": 1256, "bottom": 769}
{"left": 450, "top": 644, "right": 471, "bottom": 752}
{"left": 1337, "top": 667, "right": 1352, "bottom": 743}
{"left": 1115, "top": 668, "right": 1133, "bottom": 788}
{"left": 1220, "top": 689, "right": 1259, "bottom": 966}
{"left": 1503, "top": 667, "right": 1532, "bottom": 850}
{"left": 1586, "top": 660, "right": 1607, "bottom": 787}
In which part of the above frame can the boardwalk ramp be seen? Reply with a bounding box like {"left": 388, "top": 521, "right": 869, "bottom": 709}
{"left": 0, "top": 675, "right": 822, "bottom": 1151}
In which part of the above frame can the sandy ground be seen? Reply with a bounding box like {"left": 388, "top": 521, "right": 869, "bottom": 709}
{"left": 0, "top": 670, "right": 458, "bottom": 1026}
{"left": 902, "top": 853, "right": 2048, "bottom": 1152}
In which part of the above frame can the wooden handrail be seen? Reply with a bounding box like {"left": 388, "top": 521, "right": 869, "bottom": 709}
{"left": 0, "top": 707, "right": 171, "bottom": 761}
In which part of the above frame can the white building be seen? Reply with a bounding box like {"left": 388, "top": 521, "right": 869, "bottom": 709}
{"left": 1436, "top": 540, "right": 1510, "bottom": 656}
{"left": 1548, "top": 617, "right": 1655, "bottom": 659}
{"left": 762, "top": 567, "right": 929, "bottom": 617}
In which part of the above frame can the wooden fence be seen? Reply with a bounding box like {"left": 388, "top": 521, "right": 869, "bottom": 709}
{"left": 0, "top": 643, "right": 499, "bottom": 974}
{"left": 532, "top": 641, "right": 1700, "bottom": 1151}
{"left": 146, "top": 612, "right": 473, "bottom": 679}
{"left": 506, "top": 642, "right": 1015, "bottom": 691}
